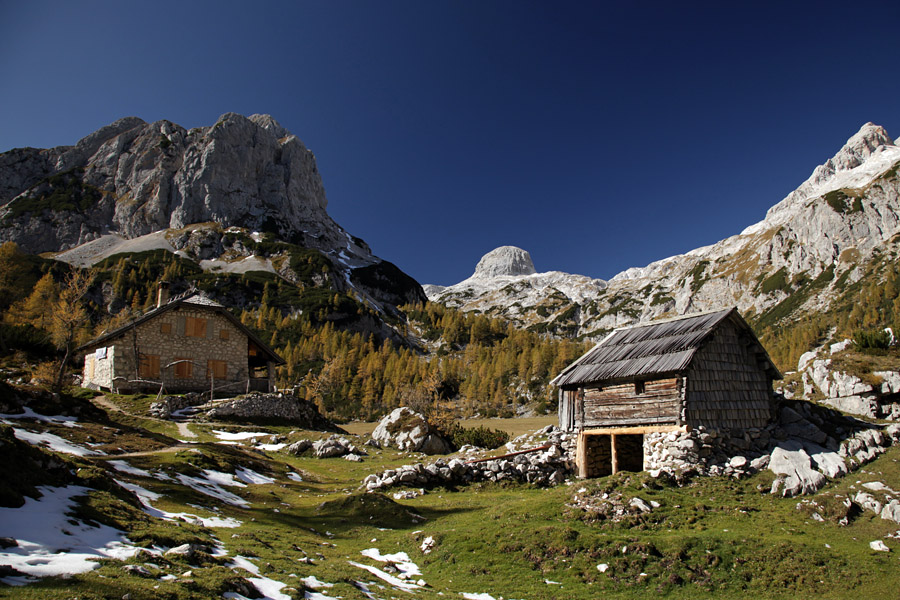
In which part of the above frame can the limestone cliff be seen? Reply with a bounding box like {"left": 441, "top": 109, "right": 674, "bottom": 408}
{"left": 427, "top": 123, "right": 900, "bottom": 339}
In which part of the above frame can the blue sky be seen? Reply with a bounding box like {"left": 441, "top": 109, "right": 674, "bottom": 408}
{"left": 2, "top": 1, "right": 899, "bottom": 285}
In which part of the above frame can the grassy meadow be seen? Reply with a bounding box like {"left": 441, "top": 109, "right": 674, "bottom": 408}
{"left": 1, "top": 390, "right": 899, "bottom": 600}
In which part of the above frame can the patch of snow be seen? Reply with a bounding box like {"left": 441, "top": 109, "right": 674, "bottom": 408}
{"left": 12, "top": 428, "right": 104, "bottom": 456}
{"left": 228, "top": 555, "right": 293, "bottom": 600}
{"left": 234, "top": 467, "right": 275, "bottom": 485}
{"left": 257, "top": 443, "right": 287, "bottom": 452}
{"left": 115, "top": 479, "right": 242, "bottom": 528}
{"left": 176, "top": 472, "right": 248, "bottom": 508}
{"left": 0, "top": 485, "right": 141, "bottom": 581}
{"left": 301, "top": 575, "right": 334, "bottom": 588}
{"left": 462, "top": 594, "right": 498, "bottom": 600}
{"left": 108, "top": 460, "right": 153, "bottom": 478}
{"left": 348, "top": 560, "right": 422, "bottom": 591}
{"left": 360, "top": 548, "right": 421, "bottom": 577}
{"left": 0, "top": 407, "right": 80, "bottom": 427}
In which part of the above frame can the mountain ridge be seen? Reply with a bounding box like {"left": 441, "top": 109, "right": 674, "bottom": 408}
{"left": 426, "top": 122, "right": 900, "bottom": 345}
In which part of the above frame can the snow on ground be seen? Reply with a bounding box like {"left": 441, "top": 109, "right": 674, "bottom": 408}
{"left": 12, "top": 428, "right": 104, "bottom": 456}
{"left": 213, "top": 430, "right": 274, "bottom": 441}
{"left": 108, "top": 460, "right": 153, "bottom": 478}
{"left": 226, "top": 555, "right": 292, "bottom": 600}
{"left": 235, "top": 467, "right": 275, "bottom": 485}
{"left": 176, "top": 471, "right": 249, "bottom": 508}
{"left": 114, "top": 479, "right": 242, "bottom": 528}
{"left": 287, "top": 472, "right": 304, "bottom": 483}
{"left": 0, "top": 407, "right": 80, "bottom": 427}
{"left": 348, "top": 561, "right": 422, "bottom": 592}
{"left": 360, "top": 548, "right": 422, "bottom": 577}
{"left": 462, "top": 594, "right": 499, "bottom": 600}
{"left": 0, "top": 485, "right": 141, "bottom": 583}
{"left": 301, "top": 575, "right": 334, "bottom": 588}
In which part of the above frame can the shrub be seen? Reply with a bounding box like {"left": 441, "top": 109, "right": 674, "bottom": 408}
{"left": 449, "top": 423, "right": 510, "bottom": 450}
{"left": 852, "top": 328, "right": 891, "bottom": 351}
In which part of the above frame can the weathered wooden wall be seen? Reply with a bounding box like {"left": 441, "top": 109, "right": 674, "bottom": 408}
{"left": 559, "top": 389, "right": 577, "bottom": 431}
{"left": 684, "top": 319, "right": 773, "bottom": 430}
{"left": 580, "top": 377, "right": 682, "bottom": 429}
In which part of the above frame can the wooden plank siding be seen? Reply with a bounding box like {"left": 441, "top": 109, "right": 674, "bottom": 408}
{"left": 581, "top": 377, "right": 682, "bottom": 428}
{"left": 684, "top": 320, "right": 772, "bottom": 430}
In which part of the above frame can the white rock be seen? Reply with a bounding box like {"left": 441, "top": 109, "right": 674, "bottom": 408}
{"left": 869, "top": 540, "right": 890, "bottom": 552}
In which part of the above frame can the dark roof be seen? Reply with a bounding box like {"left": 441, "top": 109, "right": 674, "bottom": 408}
{"left": 551, "top": 307, "right": 780, "bottom": 387}
{"left": 78, "top": 293, "right": 285, "bottom": 365}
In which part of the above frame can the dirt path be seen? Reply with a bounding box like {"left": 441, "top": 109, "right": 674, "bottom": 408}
{"left": 176, "top": 420, "right": 197, "bottom": 438}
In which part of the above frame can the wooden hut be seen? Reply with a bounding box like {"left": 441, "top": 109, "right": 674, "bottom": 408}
{"left": 551, "top": 308, "right": 781, "bottom": 478}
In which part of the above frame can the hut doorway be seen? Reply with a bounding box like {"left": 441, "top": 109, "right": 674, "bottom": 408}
{"left": 576, "top": 431, "right": 645, "bottom": 478}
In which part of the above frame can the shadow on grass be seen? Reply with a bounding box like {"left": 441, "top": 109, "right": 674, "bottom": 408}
{"left": 241, "top": 491, "right": 476, "bottom": 537}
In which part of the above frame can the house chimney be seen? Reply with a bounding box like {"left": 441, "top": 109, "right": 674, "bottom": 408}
{"left": 157, "top": 282, "right": 171, "bottom": 308}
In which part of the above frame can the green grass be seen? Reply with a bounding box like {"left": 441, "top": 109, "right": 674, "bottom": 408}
{"left": 3, "top": 389, "right": 900, "bottom": 599}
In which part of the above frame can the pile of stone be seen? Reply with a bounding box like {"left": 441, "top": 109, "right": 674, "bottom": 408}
{"left": 203, "top": 393, "right": 344, "bottom": 433}
{"left": 642, "top": 398, "right": 900, "bottom": 497}
{"left": 504, "top": 425, "right": 576, "bottom": 454}
{"left": 149, "top": 393, "right": 203, "bottom": 419}
{"left": 285, "top": 435, "right": 367, "bottom": 459}
{"left": 362, "top": 442, "right": 572, "bottom": 491}
{"left": 370, "top": 407, "right": 452, "bottom": 455}
{"left": 567, "top": 487, "right": 658, "bottom": 522}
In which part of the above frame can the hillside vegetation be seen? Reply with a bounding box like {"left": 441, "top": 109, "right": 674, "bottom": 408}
{"left": 1, "top": 385, "right": 899, "bottom": 599}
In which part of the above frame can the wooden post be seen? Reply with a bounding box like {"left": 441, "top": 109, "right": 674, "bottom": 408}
{"left": 610, "top": 433, "right": 618, "bottom": 474}
{"left": 576, "top": 432, "right": 588, "bottom": 478}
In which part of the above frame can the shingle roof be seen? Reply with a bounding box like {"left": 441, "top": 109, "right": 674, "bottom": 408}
{"left": 77, "top": 293, "right": 284, "bottom": 365}
{"left": 551, "top": 307, "right": 780, "bottom": 387}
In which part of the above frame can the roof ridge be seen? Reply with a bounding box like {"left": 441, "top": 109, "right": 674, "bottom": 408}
{"left": 609, "top": 307, "right": 735, "bottom": 333}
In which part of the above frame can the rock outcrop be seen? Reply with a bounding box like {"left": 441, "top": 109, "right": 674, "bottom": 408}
{"left": 426, "top": 123, "right": 900, "bottom": 339}
{"left": 370, "top": 407, "right": 452, "bottom": 455}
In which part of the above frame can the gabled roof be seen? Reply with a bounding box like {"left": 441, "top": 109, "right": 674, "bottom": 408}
{"left": 78, "top": 293, "right": 285, "bottom": 365}
{"left": 551, "top": 307, "right": 780, "bottom": 388}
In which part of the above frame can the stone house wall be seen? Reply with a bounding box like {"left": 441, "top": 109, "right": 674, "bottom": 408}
{"left": 83, "top": 306, "right": 249, "bottom": 393}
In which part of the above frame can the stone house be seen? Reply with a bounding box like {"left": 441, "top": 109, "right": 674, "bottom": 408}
{"left": 551, "top": 308, "right": 781, "bottom": 478}
{"left": 79, "top": 284, "right": 284, "bottom": 395}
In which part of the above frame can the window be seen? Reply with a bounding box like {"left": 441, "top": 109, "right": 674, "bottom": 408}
{"left": 634, "top": 381, "right": 645, "bottom": 394}
{"left": 139, "top": 354, "right": 160, "bottom": 379}
{"left": 185, "top": 317, "right": 207, "bottom": 337}
{"left": 160, "top": 322, "right": 172, "bottom": 335}
{"left": 220, "top": 328, "right": 230, "bottom": 341}
{"left": 173, "top": 357, "right": 192, "bottom": 379}
{"left": 207, "top": 359, "right": 227, "bottom": 380}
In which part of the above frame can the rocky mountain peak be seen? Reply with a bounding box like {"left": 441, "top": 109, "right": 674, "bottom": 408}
{"left": 473, "top": 246, "right": 537, "bottom": 278}
{"left": 819, "top": 122, "right": 894, "bottom": 176}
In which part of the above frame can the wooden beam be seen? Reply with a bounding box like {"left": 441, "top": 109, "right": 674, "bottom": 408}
{"left": 610, "top": 433, "right": 618, "bottom": 475}
{"left": 581, "top": 424, "right": 686, "bottom": 436}
{"left": 576, "top": 432, "right": 588, "bottom": 479}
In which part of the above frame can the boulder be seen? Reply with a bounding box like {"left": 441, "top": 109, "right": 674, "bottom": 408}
{"left": 371, "top": 407, "right": 452, "bottom": 455}
{"left": 768, "top": 443, "right": 827, "bottom": 497}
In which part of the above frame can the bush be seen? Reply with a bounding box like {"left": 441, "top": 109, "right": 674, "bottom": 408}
{"left": 449, "top": 423, "right": 510, "bottom": 450}
{"left": 852, "top": 328, "right": 891, "bottom": 351}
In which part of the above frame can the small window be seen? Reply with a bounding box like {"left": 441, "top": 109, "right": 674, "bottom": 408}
{"left": 173, "top": 357, "right": 192, "bottom": 379}
{"left": 207, "top": 359, "right": 227, "bottom": 380}
{"left": 634, "top": 381, "right": 645, "bottom": 394}
{"left": 139, "top": 354, "right": 160, "bottom": 379}
{"left": 185, "top": 317, "right": 207, "bottom": 337}
{"left": 220, "top": 328, "right": 230, "bottom": 341}
{"left": 160, "top": 322, "right": 172, "bottom": 335}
